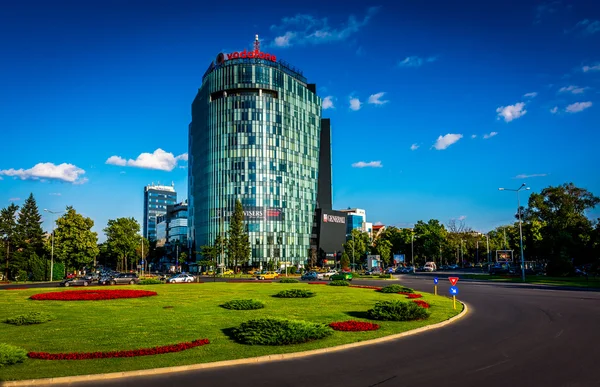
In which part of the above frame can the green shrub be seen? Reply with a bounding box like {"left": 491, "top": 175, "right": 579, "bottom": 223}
{"left": 52, "top": 262, "right": 65, "bottom": 281}
{"left": 274, "top": 289, "right": 316, "bottom": 298}
{"left": 221, "top": 299, "right": 265, "bottom": 310}
{"left": 380, "top": 284, "right": 414, "bottom": 293}
{"left": 0, "top": 343, "right": 27, "bottom": 367}
{"left": 16, "top": 270, "right": 28, "bottom": 282}
{"left": 232, "top": 318, "right": 332, "bottom": 345}
{"left": 378, "top": 273, "right": 393, "bottom": 279}
{"left": 367, "top": 300, "right": 430, "bottom": 321}
{"left": 279, "top": 278, "right": 299, "bottom": 283}
{"left": 329, "top": 280, "right": 350, "bottom": 286}
{"left": 139, "top": 278, "right": 163, "bottom": 285}
{"left": 5, "top": 311, "right": 55, "bottom": 326}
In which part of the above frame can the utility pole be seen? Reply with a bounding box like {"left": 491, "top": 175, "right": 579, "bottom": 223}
{"left": 486, "top": 233, "right": 490, "bottom": 264}
{"left": 476, "top": 240, "right": 479, "bottom": 263}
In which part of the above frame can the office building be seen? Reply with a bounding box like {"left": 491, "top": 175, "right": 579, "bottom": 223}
{"left": 339, "top": 208, "right": 373, "bottom": 239}
{"left": 155, "top": 201, "right": 189, "bottom": 249}
{"left": 143, "top": 183, "right": 177, "bottom": 241}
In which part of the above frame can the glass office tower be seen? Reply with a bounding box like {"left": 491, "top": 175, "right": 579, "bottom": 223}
{"left": 188, "top": 43, "right": 323, "bottom": 267}
{"left": 143, "top": 183, "right": 177, "bottom": 241}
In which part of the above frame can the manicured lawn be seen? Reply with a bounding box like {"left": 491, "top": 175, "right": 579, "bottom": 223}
{"left": 460, "top": 274, "right": 600, "bottom": 288}
{"left": 0, "top": 283, "right": 461, "bottom": 381}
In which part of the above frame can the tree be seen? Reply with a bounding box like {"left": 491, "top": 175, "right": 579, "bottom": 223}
{"left": 340, "top": 251, "right": 350, "bottom": 270}
{"left": 0, "top": 203, "right": 19, "bottom": 280}
{"left": 16, "top": 193, "right": 45, "bottom": 257}
{"left": 226, "top": 199, "right": 251, "bottom": 269}
{"left": 414, "top": 219, "right": 447, "bottom": 264}
{"left": 104, "top": 218, "right": 141, "bottom": 272}
{"left": 54, "top": 206, "right": 99, "bottom": 273}
{"left": 307, "top": 247, "right": 317, "bottom": 268}
{"left": 375, "top": 238, "right": 392, "bottom": 266}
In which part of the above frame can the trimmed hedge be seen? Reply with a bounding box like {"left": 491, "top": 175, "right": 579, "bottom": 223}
{"left": 378, "top": 274, "right": 393, "bottom": 279}
{"left": 379, "top": 284, "right": 414, "bottom": 294}
{"left": 4, "top": 311, "right": 55, "bottom": 326}
{"left": 232, "top": 318, "right": 332, "bottom": 345}
{"left": 279, "top": 278, "right": 299, "bottom": 283}
{"left": 328, "top": 280, "right": 350, "bottom": 286}
{"left": 367, "top": 300, "right": 430, "bottom": 321}
{"left": 139, "top": 278, "right": 163, "bottom": 285}
{"left": 0, "top": 343, "right": 27, "bottom": 367}
{"left": 274, "top": 289, "right": 316, "bottom": 298}
{"left": 221, "top": 299, "right": 265, "bottom": 310}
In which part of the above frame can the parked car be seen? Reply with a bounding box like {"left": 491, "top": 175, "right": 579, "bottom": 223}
{"left": 60, "top": 277, "right": 91, "bottom": 287}
{"left": 301, "top": 271, "right": 319, "bottom": 281}
{"left": 167, "top": 274, "right": 196, "bottom": 283}
{"left": 330, "top": 272, "right": 353, "bottom": 281}
{"left": 256, "top": 271, "right": 279, "bottom": 280}
{"left": 99, "top": 273, "right": 140, "bottom": 285}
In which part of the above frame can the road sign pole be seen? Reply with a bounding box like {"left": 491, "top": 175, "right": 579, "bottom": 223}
{"left": 435, "top": 285, "right": 437, "bottom": 296}
{"left": 453, "top": 295, "right": 456, "bottom": 310}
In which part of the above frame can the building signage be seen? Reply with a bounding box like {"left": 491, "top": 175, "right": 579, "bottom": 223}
{"left": 216, "top": 207, "right": 284, "bottom": 221}
{"left": 393, "top": 254, "right": 405, "bottom": 263}
{"left": 216, "top": 49, "right": 277, "bottom": 64}
{"left": 322, "top": 213, "right": 346, "bottom": 224}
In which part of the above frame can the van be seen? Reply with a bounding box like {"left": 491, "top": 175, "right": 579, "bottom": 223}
{"left": 424, "top": 262, "right": 437, "bottom": 272}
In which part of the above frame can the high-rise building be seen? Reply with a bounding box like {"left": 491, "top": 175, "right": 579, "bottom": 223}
{"left": 143, "top": 183, "right": 177, "bottom": 241}
{"left": 156, "top": 201, "right": 188, "bottom": 249}
{"left": 188, "top": 36, "right": 331, "bottom": 268}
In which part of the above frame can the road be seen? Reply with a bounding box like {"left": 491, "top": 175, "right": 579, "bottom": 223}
{"left": 6, "top": 276, "right": 600, "bottom": 387}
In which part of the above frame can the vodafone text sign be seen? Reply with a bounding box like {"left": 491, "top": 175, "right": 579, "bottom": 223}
{"left": 216, "top": 49, "right": 277, "bottom": 64}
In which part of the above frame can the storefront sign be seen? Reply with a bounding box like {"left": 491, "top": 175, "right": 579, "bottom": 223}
{"left": 323, "top": 213, "right": 346, "bottom": 224}
{"left": 216, "top": 49, "right": 277, "bottom": 64}
{"left": 216, "top": 207, "right": 284, "bottom": 221}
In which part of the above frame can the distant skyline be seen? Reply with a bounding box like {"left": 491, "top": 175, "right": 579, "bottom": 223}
{"left": 1, "top": 0, "right": 599, "bottom": 241}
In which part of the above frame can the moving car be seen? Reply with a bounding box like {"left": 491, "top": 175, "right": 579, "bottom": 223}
{"left": 98, "top": 273, "right": 140, "bottom": 285}
{"left": 301, "top": 271, "right": 319, "bottom": 281}
{"left": 255, "top": 271, "right": 279, "bottom": 280}
{"left": 329, "top": 272, "right": 353, "bottom": 281}
{"left": 321, "top": 270, "right": 338, "bottom": 279}
{"left": 60, "top": 277, "right": 91, "bottom": 287}
{"left": 167, "top": 274, "right": 196, "bottom": 283}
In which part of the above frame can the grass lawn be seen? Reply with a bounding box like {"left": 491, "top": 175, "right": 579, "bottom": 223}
{"left": 459, "top": 274, "right": 600, "bottom": 288}
{"left": 0, "top": 283, "right": 461, "bottom": 381}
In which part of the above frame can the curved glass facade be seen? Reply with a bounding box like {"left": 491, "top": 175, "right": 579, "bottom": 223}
{"left": 189, "top": 55, "right": 322, "bottom": 267}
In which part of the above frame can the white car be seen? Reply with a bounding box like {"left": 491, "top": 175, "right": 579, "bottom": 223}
{"left": 321, "top": 270, "right": 338, "bottom": 279}
{"left": 167, "top": 274, "right": 196, "bottom": 283}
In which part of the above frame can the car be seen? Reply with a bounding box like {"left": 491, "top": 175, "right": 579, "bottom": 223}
{"left": 256, "top": 271, "right": 279, "bottom": 280}
{"left": 60, "top": 277, "right": 91, "bottom": 287}
{"left": 321, "top": 270, "right": 338, "bottom": 279}
{"left": 221, "top": 269, "right": 234, "bottom": 276}
{"left": 301, "top": 271, "right": 319, "bottom": 280}
{"left": 99, "top": 273, "right": 140, "bottom": 285}
{"left": 330, "top": 272, "right": 353, "bottom": 281}
{"left": 167, "top": 274, "right": 196, "bottom": 283}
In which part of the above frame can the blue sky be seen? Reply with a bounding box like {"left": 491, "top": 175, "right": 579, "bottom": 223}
{"left": 1, "top": 0, "right": 599, "bottom": 241}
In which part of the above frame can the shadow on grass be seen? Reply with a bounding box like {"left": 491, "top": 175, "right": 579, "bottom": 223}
{"left": 345, "top": 311, "right": 371, "bottom": 319}
{"left": 221, "top": 327, "right": 242, "bottom": 344}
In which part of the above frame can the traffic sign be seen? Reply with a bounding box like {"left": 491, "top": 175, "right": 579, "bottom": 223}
{"left": 449, "top": 277, "right": 459, "bottom": 286}
{"left": 433, "top": 277, "right": 438, "bottom": 285}
{"left": 449, "top": 286, "right": 459, "bottom": 295}
{"left": 141, "top": 260, "right": 145, "bottom": 264}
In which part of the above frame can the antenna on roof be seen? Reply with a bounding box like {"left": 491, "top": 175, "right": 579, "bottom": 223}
{"left": 254, "top": 34, "right": 260, "bottom": 52}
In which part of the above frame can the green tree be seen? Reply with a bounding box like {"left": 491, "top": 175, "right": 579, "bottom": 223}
{"left": 0, "top": 203, "right": 19, "bottom": 280}
{"left": 340, "top": 251, "right": 350, "bottom": 270}
{"left": 414, "top": 219, "right": 447, "bottom": 265}
{"left": 374, "top": 238, "right": 393, "bottom": 266}
{"left": 54, "top": 206, "right": 99, "bottom": 273}
{"left": 226, "top": 200, "right": 251, "bottom": 270}
{"left": 307, "top": 247, "right": 317, "bottom": 268}
{"left": 104, "top": 217, "right": 141, "bottom": 272}
{"left": 16, "top": 194, "right": 44, "bottom": 257}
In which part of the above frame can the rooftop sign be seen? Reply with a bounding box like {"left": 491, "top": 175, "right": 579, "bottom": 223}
{"left": 216, "top": 49, "right": 277, "bottom": 64}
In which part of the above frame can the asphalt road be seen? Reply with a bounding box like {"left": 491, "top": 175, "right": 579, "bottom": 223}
{"left": 5, "top": 277, "right": 600, "bottom": 387}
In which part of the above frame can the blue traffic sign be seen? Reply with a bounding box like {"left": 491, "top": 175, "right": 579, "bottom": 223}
{"left": 433, "top": 277, "right": 438, "bottom": 285}
{"left": 141, "top": 260, "right": 145, "bottom": 264}
{"left": 449, "top": 286, "right": 459, "bottom": 295}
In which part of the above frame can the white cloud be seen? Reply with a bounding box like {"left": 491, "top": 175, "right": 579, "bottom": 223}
{"left": 367, "top": 92, "right": 389, "bottom": 105}
{"left": 471, "top": 134, "right": 477, "bottom": 139}
{"left": 565, "top": 101, "right": 592, "bottom": 113}
{"left": 523, "top": 92, "right": 538, "bottom": 98}
{"left": 397, "top": 55, "right": 437, "bottom": 68}
{"left": 458, "top": 215, "right": 467, "bottom": 221}
{"left": 432, "top": 133, "right": 463, "bottom": 150}
{"left": 483, "top": 132, "right": 498, "bottom": 139}
{"left": 8, "top": 198, "right": 20, "bottom": 202}
{"left": 567, "top": 19, "right": 600, "bottom": 36}
{"left": 322, "top": 96, "right": 334, "bottom": 109}
{"left": 515, "top": 173, "right": 548, "bottom": 179}
{"left": 105, "top": 149, "right": 187, "bottom": 171}
{"left": 349, "top": 97, "right": 362, "bottom": 111}
{"left": 550, "top": 106, "right": 559, "bottom": 114}
{"left": 49, "top": 192, "right": 61, "bottom": 196}
{"left": 269, "top": 7, "right": 379, "bottom": 48}
{"left": 583, "top": 64, "right": 600, "bottom": 72}
{"left": 559, "top": 85, "right": 588, "bottom": 94}
{"left": 0, "top": 162, "right": 87, "bottom": 184}
{"left": 352, "top": 161, "right": 382, "bottom": 168}
{"left": 410, "top": 143, "right": 419, "bottom": 151}
{"left": 496, "top": 102, "right": 527, "bottom": 122}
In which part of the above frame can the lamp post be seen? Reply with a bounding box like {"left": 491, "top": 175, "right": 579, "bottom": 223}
{"left": 411, "top": 232, "right": 414, "bottom": 268}
{"left": 43, "top": 209, "right": 65, "bottom": 281}
{"left": 498, "top": 183, "right": 530, "bottom": 282}
{"left": 460, "top": 239, "right": 464, "bottom": 267}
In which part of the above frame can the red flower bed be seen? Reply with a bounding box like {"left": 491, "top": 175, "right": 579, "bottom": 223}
{"left": 307, "top": 282, "right": 328, "bottom": 285}
{"left": 329, "top": 320, "right": 380, "bottom": 331}
{"left": 405, "top": 293, "right": 423, "bottom": 299}
{"left": 413, "top": 300, "right": 430, "bottom": 308}
{"left": 349, "top": 285, "right": 383, "bottom": 290}
{"left": 29, "top": 289, "right": 157, "bottom": 301}
{"left": 28, "top": 339, "right": 210, "bottom": 360}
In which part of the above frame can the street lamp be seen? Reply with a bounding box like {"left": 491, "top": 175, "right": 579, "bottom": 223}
{"left": 498, "top": 183, "right": 530, "bottom": 282}
{"left": 43, "top": 209, "right": 66, "bottom": 281}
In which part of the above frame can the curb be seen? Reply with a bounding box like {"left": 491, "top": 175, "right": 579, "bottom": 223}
{"left": 2, "top": 301, "right": 468, "bottom": 386}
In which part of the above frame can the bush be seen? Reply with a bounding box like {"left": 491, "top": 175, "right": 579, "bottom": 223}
{"left": 379, "top": 284, "right": 414, "bottom": 293}
{"left": 139, "top": 278, "right": 163, "bottom": 285}
{"left": 328, "top": 280, "right": 350, "bottom": 286}
{"left": 232, "top": 318, "right": 332, "bottom": 345}
{"left": 16, "top": 270, "right": 28, "bottom": 282}
{"left": 378, "top": 274, "right": 393, "bottom": 279}
{"left": 279, "top": 278, "right": 299, "bottom": 283}
{"left": 5, "top": 311, "right": 55, "bottom": 326}
{"left": 0, "top": 343, "right": 27, "bottom": 367}
{"left": 52, "top": 262, "right": 65, "bottom": 281}
{"left": 367, "top": 300, "right": 430, "bottom": 321}
{"left": 221, "top": 299, "right": 265, "bottom": 310}
{"left": 274, "top": 289, "right": 316, "bottom": 298}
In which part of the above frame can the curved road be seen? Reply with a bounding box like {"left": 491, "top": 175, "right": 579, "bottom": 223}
{"left": 10, "top": 277, "right": 600, "bottom": 387}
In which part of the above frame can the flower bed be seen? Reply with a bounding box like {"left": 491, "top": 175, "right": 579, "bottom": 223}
{"left": 413, "top": 300, "right": 430, "bottom": 308}
{"left": 405, "top": 293, "right": 423, "bottom": 299}
{"left": 29, "top": 289, "right": 157, "bottom": 301}
{"left": 27, "top": 339, "right": 210, "bottom": 360}
{"left": 329, "top": 320, "right": 380, "bottom": 331}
